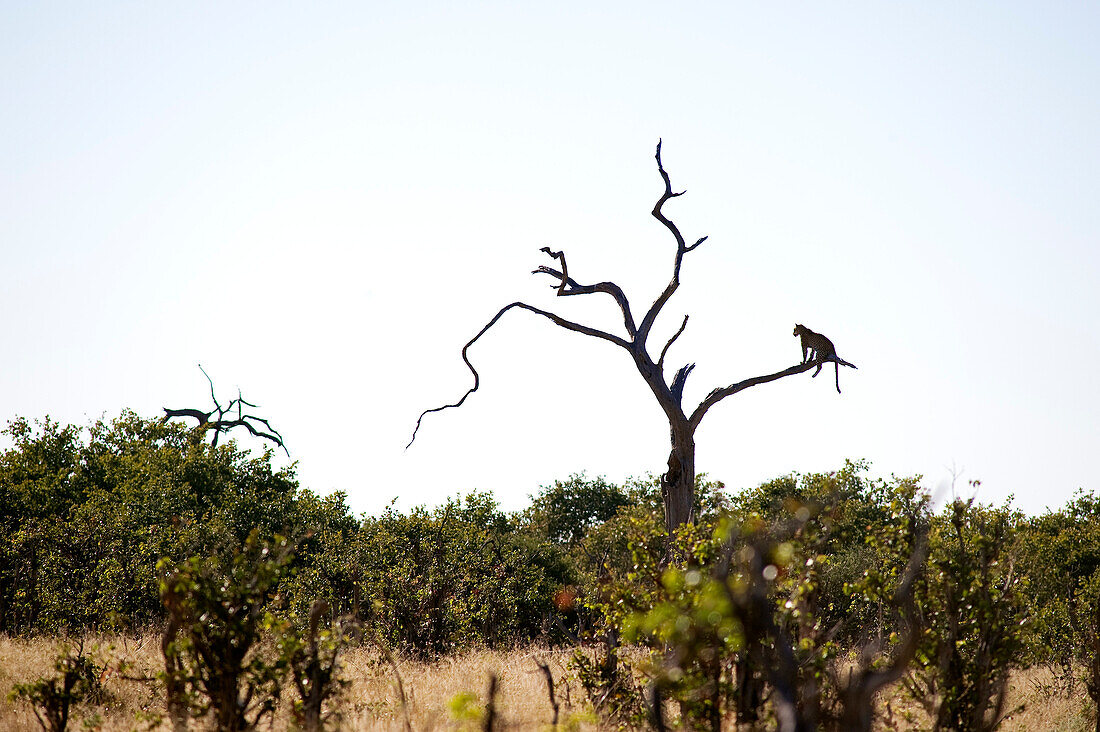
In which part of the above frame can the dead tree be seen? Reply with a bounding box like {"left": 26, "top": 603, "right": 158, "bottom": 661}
{"left": 408, "top": 141, "right": 844, "bottom": 533}
{"left": 162, "top": 365, "right": 288, "bottom": 456}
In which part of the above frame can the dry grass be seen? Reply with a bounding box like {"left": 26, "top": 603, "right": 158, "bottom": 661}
{"left": 870, "top": 666, "right": 1094, "bottom": 732}
{"left": 0, "top": 635, "right": 592, "bottom": 731}
{"left": 1, "top": 634, "right": 1095, "bottom": 730}
{"left": 342, "top": 646, "right": 593, "bottom": 731}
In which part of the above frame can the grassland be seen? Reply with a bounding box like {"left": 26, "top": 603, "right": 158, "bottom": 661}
{"left": 0, "top": 634, "right": 1092, "bottom": 730}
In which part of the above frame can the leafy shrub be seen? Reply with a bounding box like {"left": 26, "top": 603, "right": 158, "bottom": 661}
{"left": 905, "top": 493, "right": 1028, "bottom": 731}
{"left": 7, "top": 642, "right": 103, "bottom": 732}
{"left": 274, "top": 600, "right": 355, "bottom": 732}
{"left": 574, "top": 465, "right": 931, "bottom": 731}
{"left": 1018, "top": 490, "right": 1100, "bottom": 683}
{"left": 159, "top": 531, "right": 295, "bottom": 731}
{"left": 356, "top": 492, "right": 572, "bottom": 654}
{"left": 0, "top": 412, "right": 355, "bottom": 634}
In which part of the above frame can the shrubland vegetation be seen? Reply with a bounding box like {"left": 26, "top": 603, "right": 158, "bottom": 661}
{"left": 3, "top": 411, "right": 1100, "bottom": 729}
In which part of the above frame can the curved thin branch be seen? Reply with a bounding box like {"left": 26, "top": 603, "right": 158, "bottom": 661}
{"left": 637, "top": 140, "right": 708, "bottom": 344}
{"left": 217, "top": 418, "right": 290, "bottom": 457}
{"left": 234, "top": 389, "right": 260, "bottom": 411}
{"left": 689, "top": 360, "right": 819, "bottom": 430}
{"left": 657, "top": 315, "right": 689, "bottom": 373}
{"left": 199, "top": 364, "right": 220, "bottom": 412}
{"left": 407, "top": 301, "right": 631, "bottom": 448}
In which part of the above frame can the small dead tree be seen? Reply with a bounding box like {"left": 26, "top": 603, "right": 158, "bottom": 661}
{"left": 163, "top": 364, "right": 288, "bottom": 455}
{"left": 408, "top": 141, "right": 851, "bottom": 533}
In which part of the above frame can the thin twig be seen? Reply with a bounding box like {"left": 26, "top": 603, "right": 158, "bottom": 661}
{"left": 530, "top": 254, "right": 637, "bottom": 337}
{"left": 535, "top": 659, "right": 560, "bottom": 727}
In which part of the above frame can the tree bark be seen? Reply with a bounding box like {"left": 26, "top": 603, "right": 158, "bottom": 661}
{"left": 662, "top": 421, "right": 696, "bottom": 532}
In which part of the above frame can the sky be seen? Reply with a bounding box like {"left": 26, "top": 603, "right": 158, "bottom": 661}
{"left": 2, "top": 2, "right": 1098, "bottom": 517}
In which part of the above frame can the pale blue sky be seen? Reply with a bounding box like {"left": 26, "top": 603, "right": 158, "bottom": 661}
{"left": 2, "top": 2, "right": 1098, "bottom": 515}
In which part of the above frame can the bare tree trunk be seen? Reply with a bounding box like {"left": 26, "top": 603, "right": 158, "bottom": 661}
{"left": 662, "top": 422, "right": 696, "bottom": 532}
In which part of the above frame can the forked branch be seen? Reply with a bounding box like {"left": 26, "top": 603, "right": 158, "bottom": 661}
{"left": 532, "top": 248, "right": 637, "bottom": 337}
{"left": 162, "top": 365, "right": 288, "bottom": 455}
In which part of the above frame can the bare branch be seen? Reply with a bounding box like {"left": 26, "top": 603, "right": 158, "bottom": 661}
{"left": 407, "top": 301, "right": 631, "bottom": 448}
{"left": 670, "top": 363, "right": 695, "bottom": 404}
{"left": 217, "top": 418, "right": 290, "bottom": 457}
{"left": 637, "top": 140, "right": 708, "bottom": 345}
{"left": 651, "top": 140, "right": 688, "bottom": 251}
{"left": 484, "top": 673, "right": 499, "bottom": 732}
{"left": 538, "top": 247, "right": 569, "bottom": 295}
{"left": 689, "top": 360, "right": 819, "bottom": 430}
{"left": 685, "top": 235, "right": 708, "bottom": 252}
{"left": 163, "top": 366, "right": 288, "bottom": 455}
{"left": 199, "top": 364, "right": 220, "bottom": 413}
{"left": 657, "top": 315, "right": 689, "bottom": 373}
{"left": 161, "top": 407, "right": 213, "bottom": 425}
{"left": 532, "top": 253, "right": 637, "bottom": 336}
{"left": 234, "top": 389, "right": 260, "bottom": 411}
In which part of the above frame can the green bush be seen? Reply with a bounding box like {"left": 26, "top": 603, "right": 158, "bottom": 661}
{"left": 273, "top": 600, "right": 354, "bottom": 732}
{"left": 0, "top": 412, "right": 354, "bottom": 633}
{"left": 905, "top": 494, "right": 1028, "bottom": 731}
{"left": 356, "top": 491, "right": 572, "bottom": 654}
{"left": 573, "top": 464, "right": 932, "bottom": 731}
{"left": 7, "top": 642, "right": 103, "bottom": 732}
{"left": 159, "top": 531, "right": 295, "bottom": 731}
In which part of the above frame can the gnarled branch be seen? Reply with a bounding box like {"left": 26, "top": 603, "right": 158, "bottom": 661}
{"left": 538, "top": 247, "right": 569, "bottom": 296}
{"left": 406, "top": 301, "right": 630, "bottom": 448}
{"left": 532, "top": 250, "right": 637, "bottom": 337}
{"left": 162, "top": 365, "right": 288, "bottom": 455}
